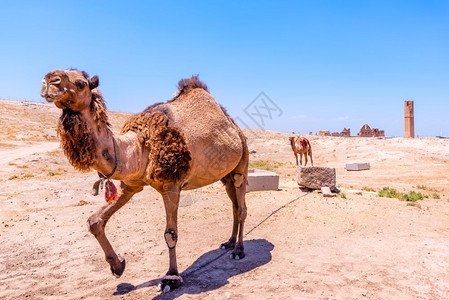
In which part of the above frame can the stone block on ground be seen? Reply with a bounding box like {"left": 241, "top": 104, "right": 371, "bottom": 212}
{"left": 321, "top": 186, "right": 335, "bottom": 197}
{"left": 246, "top": 169, "right": 280, "bottom": 192}
{"left": 296, "top": 166, "right": 336, "bottom": 190}
{"left": 345, "top": 162, "right": 370, "bottom": 171}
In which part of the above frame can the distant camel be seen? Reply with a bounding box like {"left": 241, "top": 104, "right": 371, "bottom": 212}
{"left": 289, "top": 136, "right": 313, "bottom": 166}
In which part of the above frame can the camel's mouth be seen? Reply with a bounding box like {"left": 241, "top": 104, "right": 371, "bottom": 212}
{"left": 41, "top": 91, "right": 61, "bottom": 101}
{"left": 42, "top": 94, "right": 57, "bottom": 102}
{"left": 41, "top": 91, "right": 70, "bottom": 109}
{"left": 55, "top": 100, "right": 70, "bottom": 110}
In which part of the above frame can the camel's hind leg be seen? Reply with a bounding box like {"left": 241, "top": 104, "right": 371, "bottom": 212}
{"left": 300, "top": 153, "right": 303, "bottom": 166}
{"left": 220, "top": 151, "right": 248, "bottom": 259}
{"left": 309, "top": 148, "right": 313, "bottom": 166}
{"left": 294, "top": 152, "right": 299, "bottom": 166}
{"left": 220, "top": 175, "right": 239, "bottom": 250}
{"left": 87, "top": 181, "right": 142, "bottom": 277}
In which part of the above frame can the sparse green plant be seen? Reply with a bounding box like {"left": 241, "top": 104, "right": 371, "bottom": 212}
{"left": 407, "top": 202, "right": 421, "bottom": 208}
{"left": 249, "top": 160, "right": 283, "bottom": 171}
{"left": 339, "top": 193, "right": 347, "bottom": 199}
{"left": 8, "top": 175, "right": 18, "bottom": 180}
{"left": 48, "top": 172, "right": 63, "bottom": 176}
{"left": 402, "top": 191, "right": 426, "bottom": 202}
{"left": 362, "top": 187, "right": 376, "bottom": 192}
{"left": 417, "top": 185, "right": 428, "bottom": 190}
{"left": 432, "top": 192, "right": 440, "bottom": 199}
{"left": 378, "top": 187, "right": 428, "bottom": 202}
{"left": 23, "top": 173, "right": 34, "bottom": 178}
{"left": 378, "top": 187, "right": 402, "bottom": 199}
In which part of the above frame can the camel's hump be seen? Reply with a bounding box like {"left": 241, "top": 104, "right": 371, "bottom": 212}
{"left": 175, "top": 75, "right": 209, "bottom": 98}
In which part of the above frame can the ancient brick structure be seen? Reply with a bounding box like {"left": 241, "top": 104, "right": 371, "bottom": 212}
{"left": 319, "top": 130, "right": 331, "bottom": 136}
{"left": 340, "top": 127, "right": 351, "bottom": 137}
{"left": 357, "top": 124, "right": 385, "bottom": 137}
{"left": 330, "top": 128, "right": 351, "bottom": 137}
{"left": 320, "top": 128, "right": 351, "bottom": 137}
{"left": 404, "top": 101, "right": 414, "bottom": 138}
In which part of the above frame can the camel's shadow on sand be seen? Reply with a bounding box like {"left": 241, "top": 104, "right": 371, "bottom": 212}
{"left": 114, "top": 239, "right": 274, "bottom": 299}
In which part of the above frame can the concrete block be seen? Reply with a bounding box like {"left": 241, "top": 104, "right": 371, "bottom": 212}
{"left": 246, "top": 169, "right": 279, "bottom": 192}
{"left": 321, "top": 186, "right": 335, "bottom": 197}
{"left": 345, "top": 162, "right": 370, "bottom": 171}
{"left": 296, "top": 166, "right": 336, "bottom": 190}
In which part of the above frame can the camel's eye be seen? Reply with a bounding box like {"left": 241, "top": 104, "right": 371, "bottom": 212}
{"left": 42, "top": 79, "right": 46, "bottom": 85}
{"left": 75, "top": 79, "right": 87, "bottom": 90}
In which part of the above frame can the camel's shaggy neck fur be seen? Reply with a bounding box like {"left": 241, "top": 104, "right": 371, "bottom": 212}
{"left": 57, "top": 90, "right": 109, "bottom": 171}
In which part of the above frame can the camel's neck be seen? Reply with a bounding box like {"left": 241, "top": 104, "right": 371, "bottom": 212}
{"left": 56, "top": 88, "right": 149, "bottom": 184}
{"left": 58, "top": 108, "right": 146, "bottom": 181}
{"left": 57, "top": 108, "right": 112, "bottom": 172}
{"left": 290, "top": 138, "right": 296, "bottom": 151}
{"left": 81, "top": 108, "right": 117, "bottom": 177}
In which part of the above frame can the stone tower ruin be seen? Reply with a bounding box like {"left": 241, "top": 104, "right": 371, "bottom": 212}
{"left": 404, "top": 101, "right": 414, "bottom": 138}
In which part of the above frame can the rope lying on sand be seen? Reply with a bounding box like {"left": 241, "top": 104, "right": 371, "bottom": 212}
{"left": 182, "top": 191, "right": 311, "bottom": 277}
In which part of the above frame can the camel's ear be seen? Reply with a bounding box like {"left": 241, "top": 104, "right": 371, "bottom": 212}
{"left": 88, "top": 75, "right": 99, "bottom": 90}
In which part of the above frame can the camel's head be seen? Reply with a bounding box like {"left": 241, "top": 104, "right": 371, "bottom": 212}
{"left": 41, "top": 69, "right": 99, "bottom": 112}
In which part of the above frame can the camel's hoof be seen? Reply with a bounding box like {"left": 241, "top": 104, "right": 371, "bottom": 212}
{"left": 230, "top": 247, "right": 245, "bottom": 260}
{"left": 156, "top": 284, "right": 172, "bottom": 293}
{"left": 220, "top": 241, "right": 236, "bottom": 250}
{"left": 158, "top": 275, "right": 183, "bottom": 293}
{"left": 110, "top": 255, "right": 126, "bottom": 278}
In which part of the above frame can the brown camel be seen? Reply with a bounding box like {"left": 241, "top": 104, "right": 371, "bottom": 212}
{"left": 41, "top": 69, "right": 249, "bottom": 292}
{"left": 289, "top": 136, "right": 313, "bottom": 166}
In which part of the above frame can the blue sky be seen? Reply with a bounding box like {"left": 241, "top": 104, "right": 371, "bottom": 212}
{"left": 1, "top": 1, "right": 448, "bottom": 137}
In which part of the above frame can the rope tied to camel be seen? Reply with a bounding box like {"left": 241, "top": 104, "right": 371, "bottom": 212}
{"left": 182, "top": 191, "right": 311, "bottom": 277}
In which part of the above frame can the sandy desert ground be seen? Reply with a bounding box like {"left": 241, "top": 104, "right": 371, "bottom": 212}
{"left": 1, "top": 99, "right": 449, "bottom": 299}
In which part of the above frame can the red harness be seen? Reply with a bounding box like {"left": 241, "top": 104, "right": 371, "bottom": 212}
{"left": 297, "top": 137, "right": 309, "bottom": 148}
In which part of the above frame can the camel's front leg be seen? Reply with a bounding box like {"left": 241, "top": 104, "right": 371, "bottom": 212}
{"left": 158, "top": 185, "right": 182, "bottom": 293}
{"left": 87, "top": 181, "right": 142, "bottom": 277}
{"left": 294, "top": 152, "right": 299, "bottom": 166}
{"left": 299, "top": 153, "right": 303, "bottom": 166}
{"left": 304, "top": 152, "right": 308, "bottom": 166}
